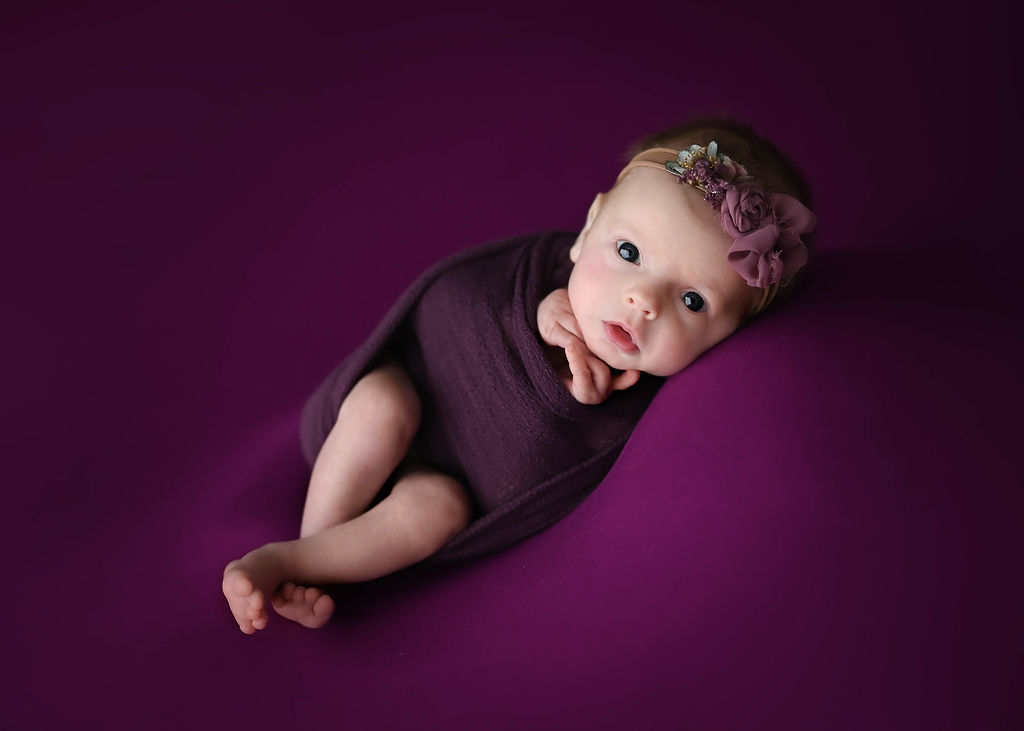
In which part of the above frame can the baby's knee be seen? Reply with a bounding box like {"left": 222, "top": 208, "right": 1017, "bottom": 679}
{"left": 343, "top": 361, "right": 422, "bottom": 436}
{"left": 394, "top": 472, "right": 472, "bottom": 540}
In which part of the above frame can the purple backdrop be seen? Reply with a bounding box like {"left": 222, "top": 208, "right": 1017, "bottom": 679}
{"left": 4, "top": 1, "right": 1021, "bottom": 729}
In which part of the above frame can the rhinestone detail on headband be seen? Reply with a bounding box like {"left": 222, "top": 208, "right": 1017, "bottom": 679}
{"left": 663, "top": 142, "right": 752, "bottom": 209}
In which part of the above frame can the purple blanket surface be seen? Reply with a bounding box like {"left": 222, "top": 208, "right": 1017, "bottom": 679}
{"left": 5, "top": 1, "right": 1021, "bottom": 729}
{"left": 300, "top": 231, "right": 662, "bottom": 561}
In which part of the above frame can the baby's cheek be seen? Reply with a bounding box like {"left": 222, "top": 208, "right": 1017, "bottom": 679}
{"left": 581, "top": 322, "right": 610, "bottom": 361}
{"left": 657, "top": 331, "right": 701, "bottom": 376}
{"left": 570, "top": 253, "right": 610, "bottom": 291}
{"left": 568, "top": 265, "right": 605, "bottom": 317}
{"left": 711, "top": 316, "right": 744, "bottom": 347}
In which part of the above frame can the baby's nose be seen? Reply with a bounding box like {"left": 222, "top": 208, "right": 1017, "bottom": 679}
{"left": 627, "top": 292, "right": 658, "bottom": 319}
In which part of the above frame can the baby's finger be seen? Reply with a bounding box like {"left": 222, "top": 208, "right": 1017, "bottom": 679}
{"left": 560, "top": 310, "right": 584, "bottom": 341}
{"left": 541, "top": 323, "right": 568, "bottom": 348}
{"left": 564, "top": 344, "right": 591, "bottom": 380}
{"left": 611, "top": 368, "right": 642, "bottom": 391}
{"left": 566, "top": 346, "right": 601, "bottom": 404}
{"left": 547, "top": 324, "right": 584, "bottom": 351}
{"left": 586, "top": 355, "right": 612, "bottom": 395}
{"left": 573, "top": 348, "right": 614, "bottom": 404}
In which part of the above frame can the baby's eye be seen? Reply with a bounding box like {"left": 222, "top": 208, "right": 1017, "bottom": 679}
{"left": 617, "top": 240, "right": 640, "bottom": 264}
{"left": 681, "top": 292, "right": 706, "bottom": 313}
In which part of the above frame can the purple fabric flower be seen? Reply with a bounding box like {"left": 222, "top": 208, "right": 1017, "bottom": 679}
{"left": 722, "top": 188, "right": 816, "bottom": 287}
{"left": 722, "top": 186, "right": 772, "bottom": 236}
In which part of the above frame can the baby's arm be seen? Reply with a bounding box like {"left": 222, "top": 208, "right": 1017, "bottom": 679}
{"left": 537, "top": 288, "right": 641, "bottom": 404}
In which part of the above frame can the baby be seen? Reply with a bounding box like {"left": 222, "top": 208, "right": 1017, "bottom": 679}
{"left": 223, "top": 118, "right": 816, "bottom": 634}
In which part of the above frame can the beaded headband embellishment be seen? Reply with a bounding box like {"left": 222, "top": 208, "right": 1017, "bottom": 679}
{"left": 665, "top": 141, "right": 753, "bottom": 208}
{"left": 617, "top": 143, "right": 817, "bottom": 314}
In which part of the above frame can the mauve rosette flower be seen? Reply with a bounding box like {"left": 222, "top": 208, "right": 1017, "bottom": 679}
{"left": 722, "top": 186, "right": 771, "bottom": 236}
{"left": 772, "top": 194, "right": 815, "bottom": 272}
{"left": 722, "top": 188, "right": 816, "bottom": 287}
{"left": 726, "top": 222, "right": 782, "bottom": 287}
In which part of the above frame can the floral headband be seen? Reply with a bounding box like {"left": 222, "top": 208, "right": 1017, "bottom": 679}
{"left": 617, "top": 142, "right": 817, "bottom": 313}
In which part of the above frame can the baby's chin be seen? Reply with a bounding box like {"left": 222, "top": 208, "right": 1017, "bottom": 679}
{"left": 602, "top": 347, "right": 691, "bottom": 378}
{"left": 646, "top": 357, "right": 698, "bottom": 378}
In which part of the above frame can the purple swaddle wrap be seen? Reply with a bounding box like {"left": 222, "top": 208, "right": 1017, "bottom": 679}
{"left": 300, "top": 231, "right": 662, "bottom": 562}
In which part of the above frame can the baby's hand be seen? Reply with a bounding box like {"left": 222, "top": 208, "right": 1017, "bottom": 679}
{"left": 537, "top": 288, "right": 584, "bottom": 350}
{"left": 538, "top": 289, "right": 641, "bottom": 405}
{"left": 564, "top": 342, "right": 641, "bottom": 405}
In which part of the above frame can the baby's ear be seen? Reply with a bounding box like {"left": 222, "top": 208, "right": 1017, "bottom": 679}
{"left": 570, "top": 192, "right": 605, "bottom": 262}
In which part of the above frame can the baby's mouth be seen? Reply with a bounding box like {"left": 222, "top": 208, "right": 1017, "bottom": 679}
{"left": 603, "top": 321, "right": 639, "bottom": 353}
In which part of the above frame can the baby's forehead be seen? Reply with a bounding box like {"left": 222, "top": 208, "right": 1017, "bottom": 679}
{"left": 611, "top": 164, "right": 673, "bottom": 192}
{"left": 605, "top": 167, "right": 723, "bottom": 234}
{"left": 611, "top": 164, "right": 702, "bottom": 202}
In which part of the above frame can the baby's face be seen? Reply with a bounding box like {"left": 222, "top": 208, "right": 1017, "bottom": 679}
{"left": 567, "top": 167, "right": 759, "bottom": 377}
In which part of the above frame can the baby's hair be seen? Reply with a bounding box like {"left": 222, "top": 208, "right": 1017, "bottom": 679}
{"left": 629, "top": 116, "right": 815, "bottom": 309}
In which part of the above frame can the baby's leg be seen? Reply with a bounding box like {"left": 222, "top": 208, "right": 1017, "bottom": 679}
{"left": 222, "top": 468, "right": 471, "bottom": 633}
{"left": 300, "top": 360, "right": 421, "bottom": 537}
{"left": 223, "top": 360, "right": 423, "bottom": 633}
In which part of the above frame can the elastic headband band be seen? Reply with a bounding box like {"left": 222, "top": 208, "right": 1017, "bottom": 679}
{"left": 616, "top": 147, "right": 691, "bottom": 183}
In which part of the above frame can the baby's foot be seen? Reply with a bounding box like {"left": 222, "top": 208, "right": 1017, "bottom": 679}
{"left": 271, "top": 582, "right": 335, "bottom": 629}
{"left": 222, "top": 548, "right": 283, "bottom": 635}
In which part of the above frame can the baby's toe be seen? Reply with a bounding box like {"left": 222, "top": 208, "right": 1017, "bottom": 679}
{"left": 271, "top": 584, "right": 291, "bottom": 608}
{"left": 223, "top": 569, "right": 254, "bottom": 598}
{"left": 312, "top": 593, "right": 334, "bottom": 618}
